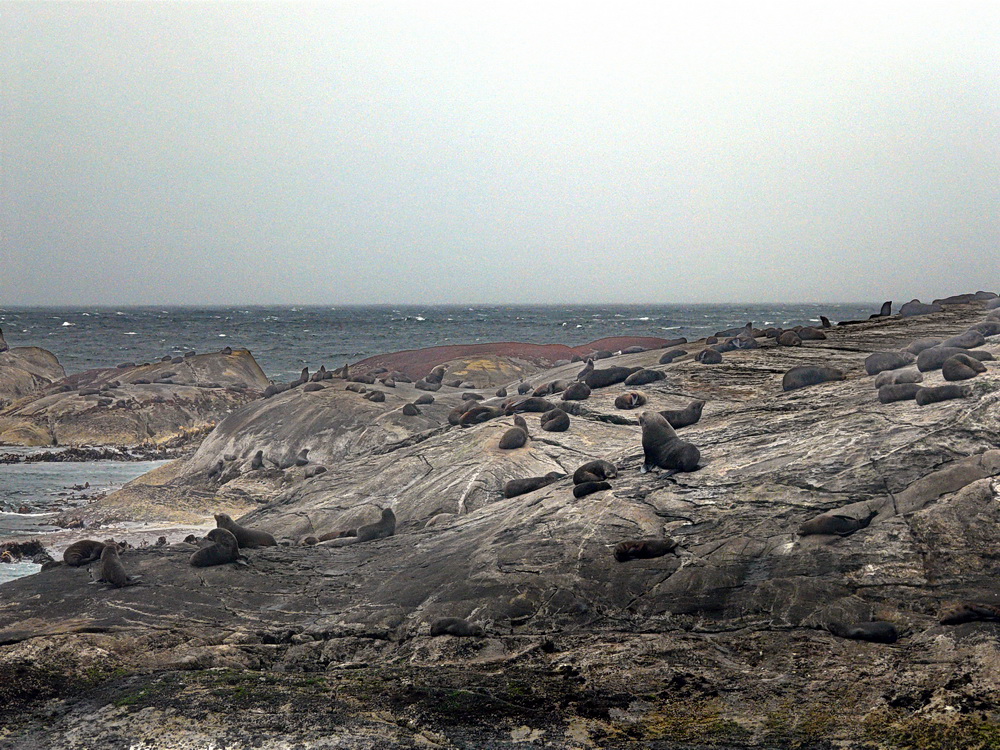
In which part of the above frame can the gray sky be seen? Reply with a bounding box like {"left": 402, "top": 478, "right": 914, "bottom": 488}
{"left": 2, "top": 1, "right": 997, "bottom": 305}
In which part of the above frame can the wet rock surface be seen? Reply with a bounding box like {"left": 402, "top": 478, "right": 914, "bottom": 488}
{"left": 2, "top": 301, "right": 1000, "bottom": 747}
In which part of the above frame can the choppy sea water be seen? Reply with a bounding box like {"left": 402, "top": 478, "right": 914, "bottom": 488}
{"left": 1, "top": 303, "right": 879, "bottom": 382}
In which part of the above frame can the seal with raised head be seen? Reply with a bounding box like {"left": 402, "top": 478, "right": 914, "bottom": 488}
{"left": 321, "top": 507, "right": 396, "bottom": 547}
{"left": 614, "top": 537, "right": 677, "bottom": 562}
{"left": 63, "top": 540, "right": 105, "bottom": 567}
{"left": 639, "top": 411, "right": 700, "bottom": 474}
{"left": 215, "top": 513, "right": 278, "bottom": 548}
{"left": 190, "top": 528, "right": 240, "bottom": 567}
{"left": 250, "top": 450, "right": 264, "bottom": 470}
{"left": 827, "top": 621, "right": 898, "bottom": 643}
{"left": 798, "top": 508, "right": 877, "bottom": 536}
{"left": 517, "top": 381, "right": 533, "bottom": 395}
{"left": 430, "top": 617, "right": 484, "bottom": 637}
{"left": 96, "top": 543, "right": 136, "bottom": 588}
{"left": 660, "top": 400, "right": 704, "bottom": 429}
{"left": 402, "top": 403, "right": 421, "bottom": 416}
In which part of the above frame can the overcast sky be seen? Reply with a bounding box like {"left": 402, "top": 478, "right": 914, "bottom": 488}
{"left": 2, "top": 1, "right": 997, "bottom": 305}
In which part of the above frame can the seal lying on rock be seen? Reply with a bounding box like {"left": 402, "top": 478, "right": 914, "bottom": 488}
{"left": 864, "top": 351, "right": 916, "bottom": 376}
{"left": 321, "top": 508, "right": 396, "bottom": 547}
{"left": 640, "top": 411, "right": 700, "bottom": 474}
{"left": 614, "top": 538, "right": 677, "bottom": 562}
{"left": 504, "top": 472, "right": 564, "bottom": 498}
{"left": 561, "top": 382, "right": 591, "bottom": 401}
{"left": 782, "top": 366, "right": 845, "bottom": 392}
{"left": 584, "top": 366, "right": 641, "bottom": 389}
{"left": 939, "top": 603, "right": 1000, "bottom": 625}
{"left": 660, "top": 400, "right": 704, "bottom": 429}
{"left": 63, "top": 540, "right": 105, "bottom": 567}
{"left": 798, "top": 508, "right": 878, "bottom": 537}
{"left": 873, "top": 368, "right": 923, "bottom": 388}
{"left": 915, "top": 384, "right": 969, "bottom": 406}
{"left": 917, "top": 346, "right": 993, "bottom": 372}
{"left": 215, "top": 513, "right": 278, "bottom": 548}
{"left": 190, "top": 528, "right": 240, "bottom": 567}
{"left": 941, "top": 353, "right": 987, "bottom": 381}
{"left": 878, "top": 383, "right": 922, "bottom": 404}
{"left": 430, "top": 617, "right": 484, "bottom": 637}
{"left": 827, "top": 621, "right": 898, "bottom": 643}
{"left": 658, "top": 349, "right": 687, "bottom": 364}
{"left": 540, "top": 408, "right": 570, "bottom": 432}
{"left": 573, "top": 460, "right": 617, "bottom": 485}
{"left": 624, "top": 369, "right": 666, "bottom": 386}
{"left": 573, "top": 481, "right": 611, "bottom": 499}
{"left": 614, "top": 391, "right": 647, "bottom": 409}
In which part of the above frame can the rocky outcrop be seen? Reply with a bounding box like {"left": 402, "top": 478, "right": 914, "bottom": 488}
{"left": 0, "top": 346, "right": 65, "bottom": 407}
{"left": 0, "top": 350, "right": 268, "bottom": 447}
{"left": 2, "top": 300, "right": 1000, "bottom": 747}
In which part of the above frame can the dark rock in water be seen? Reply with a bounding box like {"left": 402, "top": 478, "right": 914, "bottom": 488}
{"left": 915, "top": 384, "right": 969, "bottom": 405}
{"left": 878, "top": 383, "right": 922, "bottom": 403}
{"left": 917, "top": 346, "right": 993, "bottom": 372}
{"left": 782, "top": 366, "right": 845, "bottom": 392}
{"left": 658, "top": 349, "right": 687, "bottom": 364}
{"left": 899, "top": 299, "right": 944, "bottom": 317}
{"left": 827, "top": 621, "right": 898, "bottom": 644}
{"left": 614, "top": 538, "right": 677, "bottom": 562}
{"left": 941, "top": 354, "right": 986, "bottom": 381}
{"left": 864, "top": 351, "right": 916, "bottom": 375}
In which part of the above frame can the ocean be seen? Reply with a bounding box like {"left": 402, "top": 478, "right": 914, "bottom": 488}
{"left": 1, "top": 303, "right": 879, "bottom": 382}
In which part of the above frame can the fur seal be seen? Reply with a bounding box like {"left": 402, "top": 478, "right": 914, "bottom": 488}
{"left": 640, "top": 411, "right": 700, "bottom": 473}
{"left": 583, "top": 366, "right": 642, "bottom": 389}
{"left": 414, "top": 394, "right": 434, "bottom": 405}
{"left": 904, "top": 338, "right": 942, "bottom": 355}
{"left": 864, "top": 351, "right": 916, "bottom": 376}
{"left": 561, "top": 381, "right": 591, "bottom": 401}
{"left": 495, "top": 387, "right": 508, "bottom": 397}
{"left": 97, "top": 544, "right": 136, "bottom": 588}
{"left": 658, "top": 349, "right": 687, "bottom": 365}
{"left": 873, "top": 368, "right": 923, "bottom": 388}
{"left": 915, "top": 384, "right": 969, "bottom": 406}
{"left": 0, "top": 327, "right": 7, "bottom": 353}
{"left": 624, "top": 369, "right": 666, "bottom": 386}
{"left": 877, "top": 383, "right": 922, "bottom": 403}
{"left": 415, "top": 379, "right": 442, "bottom": 392}
{"left": 402, "top": 403, "right": 421, "bottom": 416}
{"left": 322, "top": 508, "right": 396, "bottom": 546}
{"left": 517, "top": 381, "right": 533, "bottom": 395}
{"left": 941, "top": 330, "right": 986, "bottom": 349}
{"left": 573, "top": 481, "right": 611, "bottom": 498}
{"left": 776, "top": 331, "right": 802, "bottom": 347}
{"left": 461, "top": 393, "right": 484, "bottom": 402}
{"left": 819, "top": 315, "right": 831, "bottom": 328}
{"left": 363, "top": 390, "right": 386, "bottom": 402}
{"left": 796, "top": 327, "right": 826, "bottom": 341}
{"left": 498, "top": 416, "right": 529, "bottom": 449}
{"left": 573, "top": 459, "right": 617, "bottom": 484}
{"left": 614, "top": 538, "right": 677, "bottom": 562}
{"left": 540, "top": 408, "right": 570, "bottom": 432}
{"left": 942, "top": 353, "right": 987, "bottom": 381}
{"left": 304, "top": 465, "right": 327, "bottom": 478}
{"left": 504, "top": 397, "right": 558, "bottom": 414}
{"left": 798, "top": 508, "right": 877, "bottom": 536}
{"left": 660, "top": 400, "right": 704, "bottom": 429}
{"left": 190, "top": 528, "right": 240, "bottom": 567}
{"left": 899, "top": 299, "right": 943, "bottom": 317}
{"left": 827, "top": 621, "right": 898, "bottom": 643}
{"left": 215, "top": 513, "right": 278, "bottom": 548}
{"left": 695, "top": 349, "right": 722, "bottom": 364}
{"left": 782, "top": 366, "right": 845, "bottom": 392}
{"left": 575, "top": 359, "right": 595, "bottom": 381}
{"left": 917, "top": 346, "right": 993, "bottom": 371}
{"left": 939, "top": 603, "right": 1000, "bottom": 625}
{"left": 970, "top": 321, "right": 1000, "bottom": 337}
{"left": 295, "top": 449, "right": 310, "bottom": 467}
{"left": 532, "top": 380, "right": 570, "bottom": 397}
{"left": 459, "top": 405, "right": 504, "bottom": 426}
{"left": 614, "top": 391, "right": 647, "bottom": 409}
{"left": 250, "top": 450, "right": 264, "bottom": 470}
{"left": 345, "top": 382, "right": 367, "bottom": 393}
{"left": 302, "top": 382, "right": 323, "bottom": 392}
{"left": 504, "top": 472, "right": 564, "bottom": 498}
{"left": 63, "top": 540, "right": 105, "bottom": 567}
{"left": 430, "top": 617, "right": 484, "bottom": 637}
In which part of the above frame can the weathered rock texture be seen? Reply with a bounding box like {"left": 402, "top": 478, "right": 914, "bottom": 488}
{"left": 3, "top": 301, "right": 1000, "bottom": 748}
{"left": 0, "top": 346, "right": 65, "bottom": 406}
{"left": 0, "top": 350, "right": 268, "bottom": 447}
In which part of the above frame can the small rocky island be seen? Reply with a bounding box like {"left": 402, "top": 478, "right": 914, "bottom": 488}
{"left": 1, "top": 294, "right": 1000, "bottom": 748}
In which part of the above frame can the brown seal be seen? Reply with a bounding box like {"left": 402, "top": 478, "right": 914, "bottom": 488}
{"left": 250, "top": 450, "right": 264, "bottom": 470}
{"left": 215, "top": 512, "right": 278, "bottom": 548}
{"left": 640, "top": 411, "right": 700, "bottom": 473}
{"left": 624, "top": 369, "right": 666, "bottom": 386}
{"left": 826, "top": 621, "right": 898, "bottom": 643}
{"left": 660, "top": 400, "right": 704, "bottom": 429}
{"left": 941, "top": 353, "right": 987, "bottom": 381}
{"left": 573, "top": 460, "right": 617, "bottom": 484}
{"left": 97, "top": 543, "right": 137, "bottom": 588}
{"left": 561, "top": 382, "right": 592, "bottom": 401}
{"left": 614, "top": 391, "right": 647, "bottom": 410}
{"left": 414, "top": 393, "right": 435, "bottom": 405}
{"left": 540, "top": 408, "right": 570, "bottom": 432}
{"left": 498, "top": 416, "right": 529, "bottom": 449}
{"left": 915, "top": 384, "right": 969, "bottom": 405}
{"left": 504, "top": 472, "right": 564, "bottom": 498}
{"left": 798, "top": 508, "right": 877, "bottom": 536}
{"left": 190, "top": 528, "right": 241, "bottom": 567}
{"left": 321, "top": 507, "right": 396, "bottom": 547}
{"left": 614, "top": 538, "right": 677, "bottom": 562}
{"left": 402, "top": 403, "right": 421, "bottom": 416}
{"left": 573, "top": 481, "right": 611, "bottom": 498}
{"left": 939, "top": 603, "right": 1000, "bottom": 625}
{"left": 782, "top": 366, "right": 845, "bottom": 392}
{"left": 63, "top": 540, "right": 105, "bottom": 567}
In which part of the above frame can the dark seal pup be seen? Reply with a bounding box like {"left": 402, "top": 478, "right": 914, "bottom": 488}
{"left": 540, "top": 408, "right": 570, "bottom": 432}
{"left": 640, "top": 411, "right": 700, "bottom": 474}
{"left": 63, "top": 540, "right": 105, "bottom": 567}
{"left": 573, "top": 460, "right": 617, "bottom": 485}
{"left": 827, "top": 621, "right": 898, "bottom": 644}
{"left": 430, "top": 617, "right": 484, "bottom": 637}
{"left": 573, "top": 481, "right": 611, "bottom": 499}
{"left": 215, "top": 513, "right": 278, "bottom": 548}
{"left": 660, "top": 400, "right": 704, "bottom": 429}
{"left": 614, "top": 391, "right": 647, "bottom": 410}
{"left": 190, "top": 528, "right": 241, "bottom": 567}
{"left": 798, "top": 508, "right": 877, "bottom": 537}
{"left": 96, "top": 543, "right": 137, "bottom": 588}
{"left": 504, "top": 472, "right": 563, "bottom": 498}
{"left": 614, "top": 538, "right": 677, "bottom": 562}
